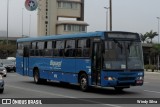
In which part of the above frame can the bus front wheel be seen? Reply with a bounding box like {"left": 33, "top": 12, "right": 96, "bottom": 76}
{"left": 0, "top": 89, "right": 4, "bottom": 93}
{"left": 80, "top": 74, "right": 89, "bottom": 92}
{"left": 114, "top": 87, "right": 124, "bottom": 92}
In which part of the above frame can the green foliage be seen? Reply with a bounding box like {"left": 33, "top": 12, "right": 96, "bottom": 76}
{"left": 140, "top": 30, "right": 158, "bottom": 43}
{"left": 150, "top": 44, "right": 160, "bottom": 55}
{"left": 145, "top": 64, "right": 156, "bottom": 72}
{"left": 0, "top": 42, "right": 16, "bottom": 58}
{"left": 146, "top": 30, "right": 158, "bottom": 43}
{"left": 140, "top": 33, "right": 148, "bottom": 43}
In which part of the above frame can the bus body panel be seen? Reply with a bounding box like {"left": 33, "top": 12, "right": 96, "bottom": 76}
{"left": 75, "top": 59, "right": 91, "bottom": 74}
{"left": 22, "top": 57, "right": 92, "bottom": 84}
{"left": 16, "top": 56, "right": 24, "bottom": 75}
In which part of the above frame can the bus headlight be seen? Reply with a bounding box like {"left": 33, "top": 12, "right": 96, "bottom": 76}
{"left": 104, "top": 76, "right": 116, "bottom": 81}
{"left": 137, "top": 76, "right": 143, "bottom": 80}
{"left": 138, "top": 72, "right": 143, "bottom": 76}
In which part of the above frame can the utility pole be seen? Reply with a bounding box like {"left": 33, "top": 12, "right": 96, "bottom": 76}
{"left": 22, "top": 8, "right": 24, "bottom": 38}
{"left": 157, "top": 17, "right": 160, "bottom": 71}
{"left": 104, "top": 7, "right": 109, "bottom": 31}
{"left": 157, "top": 17, "right": 160, "bottom": 43}
{"left": 109, "top": 0, "right": 112, "bottom": 31}
{"left": 7, "top": 0, "right": 9, "bottom": 45}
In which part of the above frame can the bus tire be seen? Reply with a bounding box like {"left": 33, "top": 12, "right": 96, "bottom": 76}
{"left": 114, "top": 87, "right": 124, "bottom": 92}
{"left": 80, "top": 74, "right": 89, "bottom": 92}
{"left": 34, "top": 69, "right": 41, "bottom": 84}
{"left": 0, "top": 89, "right": 4, "bottom": 93}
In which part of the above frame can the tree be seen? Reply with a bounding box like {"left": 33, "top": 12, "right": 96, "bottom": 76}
{"left": 0, "top": 41, "right": 16, "bottom": 58}
{"left": 150, "top": 44, "right": 160, "bottom": 71}
{"left": 146, "top": 30, "right": 158, "bottom": 43}
{"left": 140, "top": 33, "right": 148, "bottom": 43}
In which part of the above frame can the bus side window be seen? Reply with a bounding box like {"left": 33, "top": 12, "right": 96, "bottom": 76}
{"left": 44, "top": 41, "right": 53, "bottom": 56}
{"left": 17, "top": 43, "right": 24, "bottom": 56}
{"left": 83, "top": 39, "right": 90, "bottom": 57}
{"left": 77, "top": 39, "right": 90, "bottom": 57}
{"left": 54, "top": 40, "right": 64, "bottom": 57}
{"left": 65, "top": 40, "right": 75, "bottom": 57}
{"left": 37, "top": 42, "right": 44, "bottom": 56}
{"left": 30, "top": 42, "right": 37, "bottom": 56}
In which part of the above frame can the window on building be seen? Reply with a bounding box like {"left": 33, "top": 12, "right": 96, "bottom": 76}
{"left": 72, "top": 3, "right": 78, "bottom": 9}
{"left": 58, "top": 2, "right": 78, "bottom": 9}
{"left": 64, "top": 24, "right": 86, "bottom": 32}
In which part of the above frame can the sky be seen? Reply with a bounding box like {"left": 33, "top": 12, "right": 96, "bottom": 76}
{"left": 0, "top": 0, "right": 160, "bottom": 42}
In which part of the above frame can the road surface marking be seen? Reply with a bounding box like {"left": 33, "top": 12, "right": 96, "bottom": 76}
{"left": 9, "top": 74, "right": 17, "bottom": 77}
{"left": 6, "top": 85, "right": 122, "bottom": 107}
{"left": 6, "top": 85, "right": 75, "bottom": 98}
{"left": 144, "top": 90, "right": 160, "bottom": 94}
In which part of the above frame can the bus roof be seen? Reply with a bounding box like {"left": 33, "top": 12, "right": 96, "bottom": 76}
{"left": 17, "top": 31, "right": 139, "bottom": 43}
{"left": 17, "top": 31, "right": 104, "bottom": 42}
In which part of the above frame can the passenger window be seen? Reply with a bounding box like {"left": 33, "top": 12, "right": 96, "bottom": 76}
{"left": 53, "top": 41, "right": 65, "bottom": 57}
{"left": 30, "top": 42, "right": 37, "bottom": 56}
{"left": 76, "top": 39, "right": 90, "bottom": 57}
{"left": 37, "top": 42, "right": 44, "bottom": 49}
{"left": 31, "top": 42, "right": 37, "bottom": 49}
{"left": 37, "top": 42, "right": 44, "bottom": 56}
{"left": 17, "top": 43, "right": 24, "bottom": 56}
{"left": 65, "top": 40, "right": 75, "bottom": 57}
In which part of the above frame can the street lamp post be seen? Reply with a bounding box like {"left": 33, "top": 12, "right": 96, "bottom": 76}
{"left": 157, "top": 17, "right": 160, "bottom": 71}
{"left": 109, "top": 0, "right": 112, "bottom": 31}
{"left": 29, "top": 15, "right": 31, "bottom": 36}
{"left": 104, "top": 7, "right": 109, "bottom": 31}
{"left": 157, "top": 17, "right": 160, "bottom": 43}
{"left": 6, "top": 0, "right": 9, "bottom": 45}
{"left": 22, "top": 8, "right": 24, "bottom": 38}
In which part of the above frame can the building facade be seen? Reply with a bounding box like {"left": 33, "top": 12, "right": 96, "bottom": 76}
{"left": 37, "top": 0, "right": 88, "bottom": 36}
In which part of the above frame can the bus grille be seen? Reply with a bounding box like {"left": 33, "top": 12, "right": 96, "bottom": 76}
{"left": 118, "top": 77, "right": 135, "bottom": 81}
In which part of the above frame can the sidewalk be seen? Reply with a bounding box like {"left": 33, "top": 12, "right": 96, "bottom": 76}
{"left": 145, "top": 69, "right": 160, "bottom": 74}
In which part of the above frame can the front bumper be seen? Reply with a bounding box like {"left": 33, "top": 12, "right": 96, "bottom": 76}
{"left": 5, "top": 67, "right": 16, "bottom": 71}
{"left": 101, "top": 71, "right": 144, "bottom": 87}
{"left": 0, "top": 71, "right": 7, "bottom": 77}
{"left": 0, "top": 80, "right": 4, "bottom": 89}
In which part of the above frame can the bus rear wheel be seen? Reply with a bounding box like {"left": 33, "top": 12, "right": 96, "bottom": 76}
{"left": 34, "top": 69, "right": 47, "bottom": 84}
{"left": 80, "top": 74, "right": 89, "bottom": 92}
{"left": 34, "top": 69, "right": 43, "bottom": 84}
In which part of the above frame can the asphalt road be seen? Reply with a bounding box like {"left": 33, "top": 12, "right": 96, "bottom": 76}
{"left": 0, "top": 71, "right": 160, "bottom": 107}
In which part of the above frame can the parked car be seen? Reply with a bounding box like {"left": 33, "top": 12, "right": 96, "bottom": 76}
{"left": 1, "top": 60, "right": 16, "bottom": 72}
{"left": 0, "top": 63, "right": 7, "bottom": 77}
{"left": 6, "top": 57, "right": 16, "bottom": 62}
{"left": 0, "top": 74, "right": 4, "bottom": 93}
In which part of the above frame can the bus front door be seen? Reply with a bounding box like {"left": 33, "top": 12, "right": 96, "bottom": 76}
{"left": 92, "top": 42, "right": 102, "bottom": 86}
{"left": 23, "top": 46, "right": 29, "bottom": 76}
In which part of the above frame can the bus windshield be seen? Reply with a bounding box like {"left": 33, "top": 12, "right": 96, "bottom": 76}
{"left": 103, "top": 40, "right": 144, "bottom": 70}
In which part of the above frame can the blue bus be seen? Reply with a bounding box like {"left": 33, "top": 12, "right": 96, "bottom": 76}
{"left": 16, "top": 31, "right": 144, "bottom": 91}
